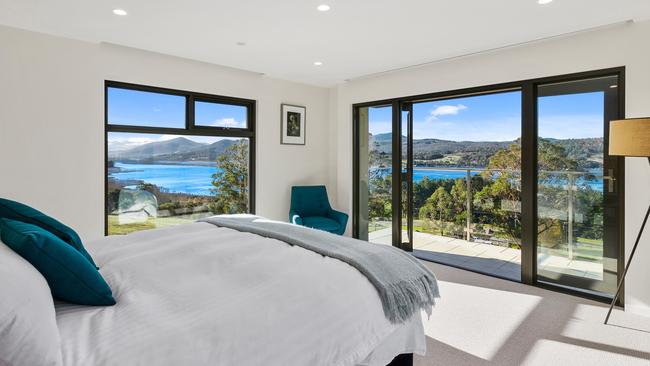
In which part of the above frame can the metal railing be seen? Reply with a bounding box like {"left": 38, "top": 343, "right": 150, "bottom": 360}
{"left": 402, "top": 166, "right": 605, "bottom": 259}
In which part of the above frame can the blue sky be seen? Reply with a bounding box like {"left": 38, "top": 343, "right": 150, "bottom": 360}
{"left": 368, "top": 90, "right": 604, "bottom": 141}
{"left": 107, "top": 87, "right": 247, "bottom": 129}
{"left": 195, "top": 101, "right": 247, "bottom": 128}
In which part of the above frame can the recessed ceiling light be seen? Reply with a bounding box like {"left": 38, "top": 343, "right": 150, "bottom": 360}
{"left": 538, "top": 0, "right": 553, "bottom": 4}
{"left": 112, "top": 8, "right": 128, "bottom": 16}
{"left": 317, "top": 4, "right": 330, "bottom": 12}
{"left": 313, "top": 61, "right": 323, "bottom": 66}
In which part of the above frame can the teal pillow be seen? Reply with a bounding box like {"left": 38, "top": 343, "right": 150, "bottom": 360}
{"left": 0, "top": 198, "right": 97, "bottom": 268}
{"left": 0, "top": 218, "right": 116, "bottom": 306}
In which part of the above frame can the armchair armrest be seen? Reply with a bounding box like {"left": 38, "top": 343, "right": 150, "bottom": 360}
{"left": 328, "top": 209, "right": 349, "bottom": 234}
{"left": 289, "top": 210, "right": 303, "bottom": 226}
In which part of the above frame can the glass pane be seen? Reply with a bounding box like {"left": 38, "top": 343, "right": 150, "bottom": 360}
{"left": 357, "top": 105, "right": 393, "bottom": 244}
{"left": 195, "top": 101, "right": 248, "bottom": 129}
{"left": 536, "top": 75, "right": 619, "bottom": 296}
{"left": 107, "top": 132, "right": 249, "bottom": 235}
{"left": 401, "top": 109, "right": 410, "bottom": 247}
{"left": 107, "top": 87, "right": 185, "bottom": 128}
{"left": 410, "top": 91, "right": 522, "bottom": 281}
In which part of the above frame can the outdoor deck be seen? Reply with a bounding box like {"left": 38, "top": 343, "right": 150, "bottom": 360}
{"left": 369, "top": 228, "right": 603, "bottom": 282}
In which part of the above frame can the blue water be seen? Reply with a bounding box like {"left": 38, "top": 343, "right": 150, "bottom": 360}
{"left": 412, "top": 169, "right": 478, "bottom": 182}
{"left": 110, "top": 162, "right": 218, "bottom": 196}
{"left": 110, "top": 162, "right": 603, "bottom": 196}
{"left": 391, "top": 167, "right": 602, "bottom": 191}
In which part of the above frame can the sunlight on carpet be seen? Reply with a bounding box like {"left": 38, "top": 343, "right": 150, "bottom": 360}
{"left": 416, "top": 260, "right": 650, "bottom": 366}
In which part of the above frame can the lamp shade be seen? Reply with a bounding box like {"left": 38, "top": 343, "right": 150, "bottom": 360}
{"left": 609, "top": 118, "right": 650, "bottom": 157}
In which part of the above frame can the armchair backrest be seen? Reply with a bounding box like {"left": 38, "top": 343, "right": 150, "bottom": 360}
{"left": 290, "top": 185, "right": 331, "bottom": 217}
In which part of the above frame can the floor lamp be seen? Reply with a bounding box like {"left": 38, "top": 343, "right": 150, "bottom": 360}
{"left": 605, "top": 118, "right": 650, "bottom": 324}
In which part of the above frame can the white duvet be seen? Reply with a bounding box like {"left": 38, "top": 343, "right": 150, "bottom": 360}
{"left": 55, "top": 222, "right": 425, "bottom": 366}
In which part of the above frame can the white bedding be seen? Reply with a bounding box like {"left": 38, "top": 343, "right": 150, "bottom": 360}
{"left": 55, "top": 222, "right": 426, "bottom": 366}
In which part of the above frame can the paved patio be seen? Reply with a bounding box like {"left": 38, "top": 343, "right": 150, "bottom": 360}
{"left": 369, "top": 228, "right": 603, "bottom": 282}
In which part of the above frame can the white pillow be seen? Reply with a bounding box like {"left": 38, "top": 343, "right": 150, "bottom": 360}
{"left": 0, "top": 240, "right": 62, "bottom": 366}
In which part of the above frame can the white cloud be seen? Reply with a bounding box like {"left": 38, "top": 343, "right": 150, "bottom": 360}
{"left": 212, "top": 118, "right": 245, "bottom": 128}
{"left": 108, "top": 137, "right": 157, "bottom": 147}
{"left": 429, "top": 104, "right": 468, "bottom": 120}
{"left": 158, "top": 135, "right": 183, "bottom": 141}
{"left": 127, "top": 137, "right": 157, "bottom": 143}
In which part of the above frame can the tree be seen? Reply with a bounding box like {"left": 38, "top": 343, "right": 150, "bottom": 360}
{"left": 478, "top": 138, "right": 582, "bottom": 248}
{"left": 367, "top": 146, "right": 392, "bottom": 224}
{"left": 535, "top": 139, "right": 580, "bottom": 246}
{"left": 449, "top": 178, "right": 468, "bottom": 227}
{"left": 413, "top": 177, "right": 452, "bottom": 212}
{"left": 210, "top": 140, "right": 249, "bottom": 214}
{"left": 419, "top": 186, "right": 453, "bottom": 235}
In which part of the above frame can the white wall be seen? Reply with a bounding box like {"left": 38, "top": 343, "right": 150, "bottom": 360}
{"left": 333, "top": 20, "right": 650, "bottom": 316}
{"left": 2, "top": 19, "right": 650, "bottom": 317}
{"left": 0, "top": 25, "right": 331, "bottom": 241}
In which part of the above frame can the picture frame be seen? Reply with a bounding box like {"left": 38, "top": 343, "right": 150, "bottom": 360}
{"left": 281, "top": 104, "right": 306, "bottom": 145}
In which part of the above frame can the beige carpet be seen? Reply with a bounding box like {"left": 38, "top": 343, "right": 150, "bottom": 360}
{"left": 416, "top": 261, "right": 650, "bottom": 366}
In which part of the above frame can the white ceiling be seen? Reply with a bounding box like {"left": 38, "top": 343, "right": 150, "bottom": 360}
{"left": 1, "top": 0, "right": 649, "bottom": 86}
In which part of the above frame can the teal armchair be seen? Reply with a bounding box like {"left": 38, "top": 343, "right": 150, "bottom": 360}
{"left": 289, "top": 185, "right": 348, "bottom": 235}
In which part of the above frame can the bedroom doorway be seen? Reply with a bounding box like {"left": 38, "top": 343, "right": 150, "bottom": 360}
{"left": 353, "top": 67, "right": 624, "bottom": 302}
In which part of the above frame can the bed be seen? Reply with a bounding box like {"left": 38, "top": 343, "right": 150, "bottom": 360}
{"left": 2, "top": 216, "right": 437, "bottom": 366}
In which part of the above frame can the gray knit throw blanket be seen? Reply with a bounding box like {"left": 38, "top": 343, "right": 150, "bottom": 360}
{"left": 199, "top": 215, "right": 440, "bottom": 324}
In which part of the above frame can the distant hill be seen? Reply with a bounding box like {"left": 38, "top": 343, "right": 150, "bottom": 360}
{"left": 370, "top": 133, "right": 513, "bottom": 167}
{"left": 153, "top": 139, "right": 238, "bottom": 162}
{"left": 550, "top": 137, "right": 603, "bottom": 168}
{"left": 368, "top": 133, "right": 603, "bottom": 169}
{"left": 371, "top": 132, "right": 395, "bottom": 142}
{"left": 108, "top": 137, "right": 239, "bottom": 163}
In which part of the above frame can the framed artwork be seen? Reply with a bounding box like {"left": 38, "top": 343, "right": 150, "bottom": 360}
{"left": 281, "top": 104, "right": 306, "bottom": 145}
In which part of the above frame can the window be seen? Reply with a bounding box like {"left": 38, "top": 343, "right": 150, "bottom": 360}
{"left": 194, "top": 100, "right": 248, "bottom": 129}
{"left": 353, "top": 68, "right": 624, "bottom": 301}
{"left": 105, "top": 82, "right": 255, "bottom": 235}
{"left": 107, "top": 87, "right": 186, "bottom": 128}
{"left": 356, "top": 91, "right": 523, "bottom": 281}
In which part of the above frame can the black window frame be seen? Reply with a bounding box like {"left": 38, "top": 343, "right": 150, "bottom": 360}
{"left": 352, "top": 67, "right": 626, "bottom": 304}
{"left": 192, "top": 97, "right": 251, "bottom": 130}
{"left": 104, "top": 80, "right": 256, "bottom": 235}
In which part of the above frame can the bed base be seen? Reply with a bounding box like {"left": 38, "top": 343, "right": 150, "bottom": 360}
{"left": 386, "top": 353, "right": 413, "bottom": 366}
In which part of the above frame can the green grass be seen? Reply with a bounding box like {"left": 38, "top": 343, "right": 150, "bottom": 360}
{"left": 107, "top": 213, "right": 210, "bottom": 235}
{"left": 577, "top": 237, "right": 602, "bottom": 245}
{"left": 107, "top": 216, "right": 156, "bottom": 235}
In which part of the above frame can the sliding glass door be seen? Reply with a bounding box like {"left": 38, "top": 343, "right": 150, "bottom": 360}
{"left": 354, "top": 68, "right": 624, "bottom": 300}
{"left": 536, "top": 75, "right": 621, "bottom": 296}
{"left": 401, "top": 104, "right": 413, "bottom": 251}
{"left": 407, "top": 91, "right": 523, "bottom": 280}
{"left": 355, "top": 104, "right": 394, "bottom": 244}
